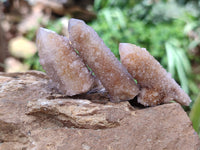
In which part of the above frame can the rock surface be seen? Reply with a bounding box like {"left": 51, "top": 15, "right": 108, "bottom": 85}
{"left": 0, "top": 71, "right": 199, "bottom": 150}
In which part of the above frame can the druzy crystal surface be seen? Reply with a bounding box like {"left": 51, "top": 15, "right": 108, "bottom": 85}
{"left": 119, "top": 43, "right": 191, "bottom": 106}
{"left": 68, "top": 19, "right": 139, "bottom": 102}
{"left": 36, "top": 28, "right": 94, "bottom": 96}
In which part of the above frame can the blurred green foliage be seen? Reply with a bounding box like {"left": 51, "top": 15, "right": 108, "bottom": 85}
{"left": 24, "top": 52, "right": 44, "bottom": 71}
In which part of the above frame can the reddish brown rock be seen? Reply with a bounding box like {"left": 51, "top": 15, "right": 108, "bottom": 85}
{"left": 0, "top": 71, "right": 199, "bottom": 150}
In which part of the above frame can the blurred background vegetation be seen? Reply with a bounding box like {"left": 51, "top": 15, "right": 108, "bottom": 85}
{"left": 0, "top": 0, "right": 200, "bottom": 135}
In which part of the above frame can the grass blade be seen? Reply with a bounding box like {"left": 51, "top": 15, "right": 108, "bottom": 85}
{"left": 190, "top": 93, "right": 200, "bottom": 134}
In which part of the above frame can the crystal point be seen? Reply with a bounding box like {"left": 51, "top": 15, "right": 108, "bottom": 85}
{"left": 36, "top": 27, "right": 94, "bottom": 96}
{"left": 119, "top": 43, "right": 191, "bottom": 106}
{"left": 68, "top": 19, "right": 139, "bottom": 102}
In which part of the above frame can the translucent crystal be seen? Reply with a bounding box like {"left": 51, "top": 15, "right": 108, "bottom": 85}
{"left": 119, "top": 43, "right": 191, "bottom": 106}
{"left": 68, "top": 19, "right": 139, "bottom": 102}
{"left": 36, "top": 27, "right": 94, "bottom": 96}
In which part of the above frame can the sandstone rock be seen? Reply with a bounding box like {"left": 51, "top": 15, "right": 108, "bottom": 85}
{"left": 0, "top": 71, "right": 199, "bottom": 150}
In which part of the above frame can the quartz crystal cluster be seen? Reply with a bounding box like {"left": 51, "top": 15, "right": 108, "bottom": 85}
{"left": 68, "top": 19, "right": 139, "bottom": 102}
{"left": 119, "top": 43, "right": 191, "bottom": 106}
{"left": 36, "top": 18, "right": 191, "bottom": 106}
{"left": 36, "top": 28, "right": 94, "bottom": 96}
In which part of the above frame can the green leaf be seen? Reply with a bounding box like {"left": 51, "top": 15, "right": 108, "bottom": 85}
{"left": 176, "top": 48, "right": 191, "bottom": 75}
{"left": 115, "top": 8, "right": 126, "bottom": 29}
{"left": 165, "top": 42, "right": 176, "bottom": 77}
{"left": 189, "top": 40, "right": 200, "bottom": 49}
{"left": 190, "top": 94, "right": 200, "bottom": 134}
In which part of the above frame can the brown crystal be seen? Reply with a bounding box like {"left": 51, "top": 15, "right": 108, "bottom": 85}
{"left": 36, "top": 27, "right": 94, "bottom": 96}
{"left": 119, "top": 43, "right": 191, "bottom": 106}
{"left": 68, "top": 19, "right": 139, "bottom": 102}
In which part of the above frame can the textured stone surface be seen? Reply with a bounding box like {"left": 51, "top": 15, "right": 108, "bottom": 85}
{"left": 0, "top": 71, "right": 199, "bottom": 150}
{"left": 36, "top": 27, "right": 94, "bottom": 96}
{"left": 119, "top": 43, "right": 191, "bottom": 106}
{"left": 68, "top": 18, "right": 139, "bottom": 102}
